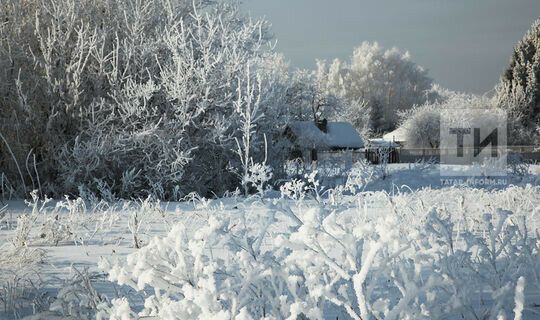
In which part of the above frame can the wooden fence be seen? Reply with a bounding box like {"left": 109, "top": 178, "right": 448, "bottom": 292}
{"left": 398, "top": 146, "right": 540, "bottom": 164}
{"left": 365, "top": 148, "right": 400, "bottom": 164}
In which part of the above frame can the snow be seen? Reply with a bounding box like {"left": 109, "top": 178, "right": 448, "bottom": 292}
{"left": 326, "top": 122, "right": 365, "bottom": 149}
{"left": 383, "top": 127, "right": 407, "bottom": 143}
{"left": 288, "top": 121, "right": 328, "bottom": 149}
{"left": 367, "top": 138, "right": 399, "bottom": 148}
{"left": 288, "top": 121, "right": 364, "bottom": 149}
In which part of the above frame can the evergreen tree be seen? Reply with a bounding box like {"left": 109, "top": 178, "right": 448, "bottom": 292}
{"left": 496, "top": 19, "right": 540, "bottom": 135}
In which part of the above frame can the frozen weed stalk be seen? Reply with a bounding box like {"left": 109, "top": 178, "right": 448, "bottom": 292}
{"left": 12, "top": 191, "right": 51, "bottom": 248}
{"left": 127, "top": 196, "right": 163, "bottom": 249}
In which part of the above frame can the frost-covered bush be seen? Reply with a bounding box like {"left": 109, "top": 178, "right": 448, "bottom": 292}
{"left": 417, "top": 208, "right": 540, "bottom": 319}
{"left": 0, "top": 270, "right": 50, "bottom": 319}
{"left": 12, "top": 191, "right": 51, "bottom": 248}
{"left": 47, "top": 268, "right": 109, "bottom": 320}
{"left": 398, "top": 92, "right": 497, "bottom": 149}
{"left": 278, "top": 207, "right": 407, "bottom": 319}
{"left": 7, "top": 190, "right": 123, "bottom": 250}
{"left": 345, "top": 159, "right": 377, "bottom": 193}
{"left": 0, "top": 194, "right": 51, "bottom": 318}
{"left": 280, "top": 171, "right": 322, "bottom": 202}
{"left": 244, "top": 163, "right": 274, "bottom": 197}
{"left": 100, "top": 184, "right": 540, "bottom": 319}
{"left": 126, "top": 196, "right": 163, "bottom": 249}
{"left": 35, "top": 195, "right": 89, "bottom": 245}
{"left": 508, "top": 153, "right": 531, "bottom": 177}
{"left": 25, "top": 267, "right": 112, "bottom": 320}
{"left": 280, "top": 205, "right": 539, "bottom": 319}
{"left": 100, "top": 213, "right": 320, "bottom": 319}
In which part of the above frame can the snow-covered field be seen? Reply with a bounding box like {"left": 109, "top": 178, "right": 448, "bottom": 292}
{"left": 1, "top": 164, "right": 540, "bottom": 319}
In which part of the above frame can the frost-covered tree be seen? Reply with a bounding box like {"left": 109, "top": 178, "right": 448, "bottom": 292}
{"left": 400, "top": 104, "right": 441, "bottom": 149}
{"left": 0, "top": 0, "right": 208, "bottom": 196}
{"left": 0, "top": 0, "right": 290, "bottom": 198}
{"left": 398, "top": 91, "right": 494, "bottom": 149}
{"left": 286, "top": 61, "right": 344, "bottom": 122}
{"left": 496, "top": 18, "right": 540, "bottom": 144}
{"left": 320, "top": 42, "right": 437, "bottom": 133}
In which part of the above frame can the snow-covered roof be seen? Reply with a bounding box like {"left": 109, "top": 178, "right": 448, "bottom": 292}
{"left": 287, "top": 121, "right": 364, "bottom": 150}
{"left": 367, "top": 138, "right": 399, "bottom": 148}
{"left": 383, "top": 127, "right": 407, "bottom": 143}
{"left": 326, "top": 122, "right": 365, "bottom": 149}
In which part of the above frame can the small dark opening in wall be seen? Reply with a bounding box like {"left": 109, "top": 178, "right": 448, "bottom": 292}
{"left": 311, "top": 149, "right": 318, "bottom": 161}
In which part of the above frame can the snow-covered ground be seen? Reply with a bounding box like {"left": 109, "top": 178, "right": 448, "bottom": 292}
{"left": 1, "top": 164, "right": 539, "bottom": 319}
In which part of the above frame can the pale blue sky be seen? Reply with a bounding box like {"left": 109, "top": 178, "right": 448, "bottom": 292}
{"left": 242, "top": 0, "right": 540, "bottom": 94}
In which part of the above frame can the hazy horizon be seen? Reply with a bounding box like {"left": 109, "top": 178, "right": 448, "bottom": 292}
{"left": 242, "top": 0, "right": 540, "bottom": 94}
